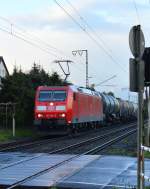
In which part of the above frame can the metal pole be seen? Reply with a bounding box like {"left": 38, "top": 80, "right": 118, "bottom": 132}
{"left": 136, "top": 25, "right": 144, "bottom": 189}
{"left": 72, "top": 49, "right": 89, "bottom": 88}
{"left": 137, "top": 89, "right": 144, "bottom": 188}
{"left": 145, "top": 87, "right": 150, "bottom": 147}
{"left": 148, "top": 87, "right": 150, "bottom": 146}
{"left": 12, "top": 104, "right": 15, "bottom": 137}
{"left": 12, "top": 114, "right": 15, "bottom": 137}
{"left": 6, "top": 103, "right": 7, "bottom": 129}
{"left": 85, "top": 50, "right": 88, "bottom": 88}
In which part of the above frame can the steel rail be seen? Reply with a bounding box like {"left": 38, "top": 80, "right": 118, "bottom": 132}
{"left": 6, "top": 126, "right": 137, "bottom": 189}
{"left": 47, "top": 124, "right": 136, "bottom": 154}
{"left": 0, "top": 135, "right": 67, "bottom": 152}
{"left": 85, "top": 129, "right": 137, "bottom": 154}
{"left": 0, "top": 122, "right": 135, "bottom": 152}
{"left": 0, "top": 123, "right": 136, "bottom": 172}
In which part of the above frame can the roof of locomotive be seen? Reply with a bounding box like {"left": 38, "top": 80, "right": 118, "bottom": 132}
{"left": 36, "top": 85, "right": 137, "bottom": 106}
{"left": 37, "top": 85, "right": 69, "bottom": 91}
{"left": 36, "top": 85, "right": 100, "bottom": 97}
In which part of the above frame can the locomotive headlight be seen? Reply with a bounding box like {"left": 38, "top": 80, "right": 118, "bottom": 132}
{"left": 58, "top": 113, "right": 66, "bottom": 118}
{"left": 37, "top": 113, "right": 43, "bottom": 118}
{"left": 61, "top": 113, "right": 66, "bottom": 117}
{"left": 50, "top": 102, "right": 54, "bottom": 106}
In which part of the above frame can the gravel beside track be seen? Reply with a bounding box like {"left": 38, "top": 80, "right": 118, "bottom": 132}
{"left": 1, "top": 122, "right": 137, "bottom": 154}
{"left": 55, "top": 126, "right": 136, "bottom": 154}
{"left": 100, "top": 121, "right": 148, "bottom": 156}
{"left": 0, "top": 133, "right": 68, "bottom": 152}
{"left": 101, "top": 132, "right": 137, "bottom": 156}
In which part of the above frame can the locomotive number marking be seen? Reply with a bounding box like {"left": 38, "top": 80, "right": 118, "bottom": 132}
{"left": 47, "top": 106, "right": 55, "bottom": 111}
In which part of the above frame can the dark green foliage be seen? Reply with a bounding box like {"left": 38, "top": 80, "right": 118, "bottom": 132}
{"left": 0, "top": 63, "right": 67, "bottom": 127}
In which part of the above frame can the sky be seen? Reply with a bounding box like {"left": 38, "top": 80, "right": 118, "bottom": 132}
{"left": 0, "top": 0, "right": 149, "bottom": 100}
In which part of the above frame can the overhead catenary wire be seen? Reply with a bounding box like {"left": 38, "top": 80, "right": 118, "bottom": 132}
{"left": 131, "top": 0, "right": 150, "bottom": 46}
{"left": 0, "top": 13, "right": 119, "bottom": 87}
{"left": 0, "top": 13, "right": 121, "bottom": 86}
{"left": 0, "top": 26, "right": 60, "bottom": 58}
{"left": 95, "top": 75, "right": 117, "bottom": 87}
{"left": 0, "top": 18, "right": 95, "bottom": 83}
{"left": 0, "top": 16, "right": 66, "bottom": 58}
{"left": 0, "top": 16, "right": 65, "bottom": 56}
{"left": 54, "top": 0, "right": 128, "bottom": 74}
{"left": 65, "top": 0, "right": 112, "bottom": 51}
{"left": 0, "top": 16, "right": 100, "bottom": 79}
{"left": 65, "top": 0, "right": 125, "bottom": 66}
{"left": 65, "top": 0, "right": 126, "bottom": 74}
{"left": 132, "top": 0, "right": 141, "bottom": 25}
{"left": 0, "top": 18, "right": 104, "bottom": 85}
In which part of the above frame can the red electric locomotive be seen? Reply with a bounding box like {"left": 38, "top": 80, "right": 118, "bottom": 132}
{"left": 34, "top": 85, "right": 103, "bottom": 132}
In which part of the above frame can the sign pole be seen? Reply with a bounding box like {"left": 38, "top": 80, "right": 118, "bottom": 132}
{"left": 148, "top": 90, "right": 150, "bottom": 146}
{"left": 137, "top": 26, "right": 144, "bottom": 189}
{"left": 129, "top": 25, "right": 145, "bottom": 189}
{"left": 12, "top": 114, "right": 15, "bottom": 137}
{"left": 85, "top": 50, "right": 89, "bottom": 88}
{"left": 137, "top": 71, "right": 144, "bottom": 189}
{"left": 12, "top": 103, "right": 16, "bottom": 137}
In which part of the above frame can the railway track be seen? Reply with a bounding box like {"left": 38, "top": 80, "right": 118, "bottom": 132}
{"left": 0, "top": 131, "right": 70, "bottom": 151}
{"left": 0, "top": 134, "right": 67, "bottom": 152}
{"left": 0, "top": 123, "right": 136, "bottom": 171}
{"left": 2, "top": 123, "right": 137, "bottom": 189}
{"left": 48, "top": 124, "right": 137, "bottom": 154}
{"left": 0, "top": 122, "right": 135, "bottom": 152}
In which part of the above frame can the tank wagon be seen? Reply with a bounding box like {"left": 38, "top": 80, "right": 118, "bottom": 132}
{"left": 34, "top": 85, "right": 137, "bottom": 132}
{"left": 100, "top": 93, "right": 120, "bottom": 123}
{"left": 100, "top": 93, "right": 137, "bottom": 123}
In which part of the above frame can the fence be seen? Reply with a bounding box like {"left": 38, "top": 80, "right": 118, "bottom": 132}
{"left": 0, "top": 102, "right": 16, "bottom": 136}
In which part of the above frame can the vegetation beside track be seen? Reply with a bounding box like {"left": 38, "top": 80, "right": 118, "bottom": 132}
{"left": 102, "top": 132, "right": 150, "bottom": 160}
{"left": 103, "top": 132, "right": 137, "bottom": 157}
{"left": 112, "top": 187, "right": 150, "bottom": 189}
{"left": 105, "top": 148, "right": 137, "bottom": 156}
{"left": 0, "top": 63, "right": 68, "bottom": 129}
{"left": 0, "top": 127, "right": 40, "bottom": 142}
{"left": 144, "top": 151, "right": 150, "bottom": 158}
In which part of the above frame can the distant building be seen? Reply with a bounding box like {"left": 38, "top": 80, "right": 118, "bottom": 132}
{"left": 0, "top": 57, "right": 9, "bottom": 86}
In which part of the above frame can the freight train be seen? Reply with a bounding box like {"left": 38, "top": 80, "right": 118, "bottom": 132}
{"left": 34, "top": 85, "right": 137, "bottom": 132}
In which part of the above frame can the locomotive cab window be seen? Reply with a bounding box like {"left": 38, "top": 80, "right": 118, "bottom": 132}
{"left": 53, "top": 91, "right": 67, "bottom": 101}
{"left": 39, "top": 91, "right": 52, "bottom": 102}
{"left": 38, "top": 90, "right": 67, "bottom": 102}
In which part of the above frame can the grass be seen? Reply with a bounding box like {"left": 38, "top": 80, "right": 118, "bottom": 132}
{"left": 112, "top": 187, "right": 150, "bottom": 189}
{"left": 107, "top": 148, "right": 150, "bottom": 159}
{"left": 107, "top": 148, "right": 137, "bottom": 157}
{"left": 0, "top": 127, "right": 38, "bottom": 142}
{"left": 144, "top": 151, "right": 150, "bottom": 159}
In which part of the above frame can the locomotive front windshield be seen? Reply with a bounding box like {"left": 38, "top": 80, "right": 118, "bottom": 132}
{"left": 38, "top": 90, "right": 67, "bottom": 102}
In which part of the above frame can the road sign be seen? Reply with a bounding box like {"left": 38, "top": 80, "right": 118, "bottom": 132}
{"left": 129, "top": 25, "right": 145, "bottom": 58}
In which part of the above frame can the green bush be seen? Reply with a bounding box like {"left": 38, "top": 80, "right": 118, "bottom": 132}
{"left": 0, "top": 63, "right": 68, "bottom": 128}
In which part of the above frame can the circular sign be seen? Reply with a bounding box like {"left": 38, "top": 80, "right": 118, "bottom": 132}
{"left": 129, "top": 25, "right": 145, "bottom": 58}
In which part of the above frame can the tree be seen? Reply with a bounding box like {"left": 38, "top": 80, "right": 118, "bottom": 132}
{"left": 0, "top": 63, "right": 67, "bottom": 127}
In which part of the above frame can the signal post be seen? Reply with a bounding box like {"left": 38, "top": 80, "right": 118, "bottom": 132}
{"left": 129, "top": 25, "right": 145, "bottom": 189}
